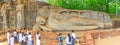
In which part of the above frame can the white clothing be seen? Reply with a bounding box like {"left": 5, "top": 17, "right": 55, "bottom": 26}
{"left": 28, "top": 40, "right": 33, "bottom": 45}
{"left": 13, "top": 31, "right": 17, "bottom": 36}
{"left": 10, "top": 37, "right": 14, "bottom": 45}
{"left": 72, "top": 33, "right": 76, "bottom": 39}
{"left": 36, "top": 34, "right": 41, "bottom": 45}
{"left": 36, "top": 39, "right": 40, "bottom": 45}
{"left": 28, "top": 34, "right": 33, "bottom": 45}
{"left": 27, "top": 31, "right": 29, "bottom": 35}
{"left": 19, "top": 33, "right": 22, "bottom": 42}
{"left": 7, "top": 32, "right": 10, "bottom": 44}
{"left": 36, "top": 34, "right": 40, "bottom": 40}
{"left": 22, "top": 35, "right": 26, "bottom": 42}
{"left": 28, "top": 34, "right": 32, "bottom": 41}
{"left": 65, "top": 37, "right": 72, "bottom": 44}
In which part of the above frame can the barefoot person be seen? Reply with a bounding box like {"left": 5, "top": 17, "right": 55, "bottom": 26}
{"left": 10, "top": 35, "right": 15, "bottom": 45}
{"left": 71, "top": 30, "right": 76, "bottom": 45}
{"left": 7, "top": 31, "right": 11, "bottom": 45}
{"left": 66, "top": 33, "right": 72, "bottom": 45}
{"left": 36, "top": 31, "right": 41, "bottom": 45}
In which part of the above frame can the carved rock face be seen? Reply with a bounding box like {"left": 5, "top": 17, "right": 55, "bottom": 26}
{"left": 36, "top": 16, "right": 46, "bottom": 25}
{"left": 47, "top": 10, "right": 112, "bottom": 30}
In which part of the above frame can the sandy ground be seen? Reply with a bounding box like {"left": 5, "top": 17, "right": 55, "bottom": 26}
{"left": 0, "top": 42, "right": 7, "bottom": 45}
{"left": 95, "top": 35, "right": 120, "bottom": 45}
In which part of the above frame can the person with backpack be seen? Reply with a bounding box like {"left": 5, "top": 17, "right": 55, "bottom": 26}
{"left": 71, "top": 30, "right": 76, "bottom": 45}
{"left": 58, "top": 33, "right": 63, "bottom": 45}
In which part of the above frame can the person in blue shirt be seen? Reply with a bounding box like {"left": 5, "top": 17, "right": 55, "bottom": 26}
{"left": 71, "top": 30, "right": 76, "bottom": 45}
{"left": 58, "top": 33, "right": 63, "bottom": 45}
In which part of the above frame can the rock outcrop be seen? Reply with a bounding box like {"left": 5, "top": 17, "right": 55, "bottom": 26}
{"left": 36, "top": 8, "right": 112, "bottom": 30}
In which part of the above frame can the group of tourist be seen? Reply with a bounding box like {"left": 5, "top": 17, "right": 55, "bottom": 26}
{"left": 7, "top": 30, "right": 75, "bottom": 45}
{"left": 57, "top": 30, "right": 76, "bottom": 45}
{"left": 7, "top": 30, "right": 41, "bottom": 45}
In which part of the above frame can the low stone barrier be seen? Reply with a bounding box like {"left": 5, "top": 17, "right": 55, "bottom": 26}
{"left": 80, "top": 28, "right": 120, "bottom": 45}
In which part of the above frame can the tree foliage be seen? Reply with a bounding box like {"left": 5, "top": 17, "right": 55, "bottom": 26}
{"left": 47, "top": 0, "right": 120, "bottom": 14}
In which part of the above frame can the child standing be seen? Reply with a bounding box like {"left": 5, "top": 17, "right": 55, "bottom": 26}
{"left": 22, "top": 33, "right": 26, "bottom": 45}
{"left": 13, "top": 30, "right": 17, "bottom": 42}
{"left": 7, "top": 31, "right": 11, "bottom": 45}
{"left": 10, "top": 35, "right": 15, "bottom": 45}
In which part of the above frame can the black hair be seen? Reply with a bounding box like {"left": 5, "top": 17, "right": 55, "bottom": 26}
{"left": 59, "top": 33, "right": 62, "bottom": 36}
{"left": 72, "top": 30, "right": 74, "bottom": 32}
{"left": 37, "top": 31, "right": 39, "bottom": 34}
{"left": 29, "top": 32, "right": 31, "bottom": 34}
{"left": 38, "top": 37, "right": 41, "bottom": 40}
{"left": 68, "top": 33, "right": 71, "bottom": 42}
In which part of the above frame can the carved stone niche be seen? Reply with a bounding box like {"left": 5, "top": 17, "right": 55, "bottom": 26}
{"left": 0, "top": 16, "right": 3, "bottom": 29}
{"left": 59, "top": 11, "right": 67, "bottom": 15}
{"left": 0, "top": 16, "right": 3, "bottom": 22}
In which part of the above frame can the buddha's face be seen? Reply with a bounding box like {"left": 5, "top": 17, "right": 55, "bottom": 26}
{"left": 36, "top": 16, "right": 46, "bottom": 25}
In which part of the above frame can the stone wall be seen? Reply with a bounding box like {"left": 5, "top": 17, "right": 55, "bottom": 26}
{"left": 112, "top": 20, "right": 120, "bottom": 28}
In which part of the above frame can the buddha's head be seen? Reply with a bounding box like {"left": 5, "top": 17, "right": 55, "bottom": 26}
{"left": 36, "top": 16, "right": 46, "bottom": 25}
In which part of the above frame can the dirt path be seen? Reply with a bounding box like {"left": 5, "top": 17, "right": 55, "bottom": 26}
{"left": 95, "top": 35, "right": 120, "bottom": 45}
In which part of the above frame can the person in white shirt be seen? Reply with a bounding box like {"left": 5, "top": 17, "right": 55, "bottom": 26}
{"left": 13, "top": 30, "right": 17, "bottom": 42}
{"left": 19, "top": 31, "right": 23, "bottom": 43}
{"left": 65, "top": 33, "right": 72, "bottom": 45}
{"left": 71, "top": 30, "right": 75, "bottom": 45}
{"left": 7, "top": 31, "right": 11, "bottom": 45}
{"left": 16, "top": 32, "right": 19, "bottom": 43}
{"left": 36, "top": 31, "right": 41, "bottom": 45}
{"left": 26, "top": 30, "right": 30, "bottom": 35}
{"left": 22, "top": 33, "right": 26, "bottom": 45}
{"left": 36, "top": 37, "right": 40, "bottom": 45}
{"left": 28, "top": 32, "right": 34, "bottom": 45}
{"left": 10, "top": 35, "right": 15, "bottom": 45}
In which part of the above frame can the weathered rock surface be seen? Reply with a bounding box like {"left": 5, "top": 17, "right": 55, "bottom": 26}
{"left": 46, "top": 10, "right": 112, "bottom": 30}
